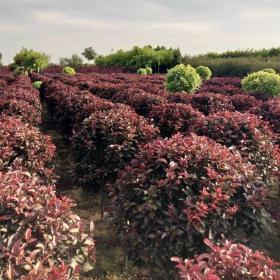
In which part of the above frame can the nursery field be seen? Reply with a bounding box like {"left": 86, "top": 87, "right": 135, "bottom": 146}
{"left": 1, "top": 70, "right": 280, "bottom": 279}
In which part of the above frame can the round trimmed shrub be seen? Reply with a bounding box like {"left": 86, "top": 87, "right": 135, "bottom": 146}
{"left": 173, "top": 239, "right": 280, "bottom": 280}
{"left": 32, "top": 80, "right": 43, "bottom": 89}
{"left": 0, "top": 97, "right": 41, "bottom": 125}
{"left": 242, "top": 71, "right": 280, "bottom": 96}
{"left": 137, "top": 68, "right": 147, "bottom": 75}
{"left": 145, "top": 66, "right": 153, "bottom": 74}
{"left": 71, "top": 105, "right": 159, "bottom": 188}
{"left": 166, "top": 64, "right": 202, "bottom": 93}
{"left": 112, "top": 134, "right": 269, "bottom": 271}
{"left": 0, "top": 171, "right": 95, "bottom": 279}
{"left": 193, "top": 111, "right": 280, "bottom": 185}
{"left": 230, "top": 94, "right": 260, "bottom": 112}
{"left": 196, "top": 65, "right": 212, "bottom": 81}
{"left": 261, "top": 68, "right": 276, "bottom": 74}
{"left": 0, "top": 116, "right": 56, "bottom": 179}
{"left": 62, "top": 66, "right": 76, "bottom": 75}
{"left": 111, "top": 89, "right": 166, "bottom": 117}
{"left": 190, "top": 93, "right": 234, "bottom": 115}
{"left": 1, "top": 89, "right": 42, "bottom": 111}
{"left": 254, "top": 98, "right": 280, "bottom": 142}
{"left": 148, "top": 103, "right": 204, "bottom": 138}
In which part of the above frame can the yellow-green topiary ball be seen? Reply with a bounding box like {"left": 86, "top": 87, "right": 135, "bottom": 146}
{"left": 137, "top": 68, "right": 147, "bottom": 75}
{"left": 166, "top": 64, "right": 202, "bottom": 93}
{"left": 196, "top": 65, "right": 212, "bottom": 81}
{"left": 242, "top": 71, "right": 280, "bottom": 96}
{"left": 62, "top": 66, "right": 76, "bottom": 75}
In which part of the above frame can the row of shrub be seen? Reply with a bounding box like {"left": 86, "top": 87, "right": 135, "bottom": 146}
{"left": 0, "top": 74, "right": 96, "bottom": 279}
{"left": 183, "top": 55, "right": 280, "bottom": 77}
{"left": 37, "top": 73, "right": 280, "bottom": 278}
{"left": 41, "top": 79, "right": 160, "bottom": 190}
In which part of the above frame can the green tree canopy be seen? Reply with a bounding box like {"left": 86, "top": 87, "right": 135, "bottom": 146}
{"left": 82, "top": 47, "right": 97, "bottom": 61}
{"left": 13, "top": 48, "right": 50, "bottom": 72}
{"left": 95, "top": 45, "right": 182, "bottom": 73}
{"left": 59, "top": 54, "right": 83, "bottom": 68}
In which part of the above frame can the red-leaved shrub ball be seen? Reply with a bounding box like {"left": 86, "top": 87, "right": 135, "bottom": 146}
{"left": 71, "top": 105, "right": 160, "bottom": 189}
{"left": 193, "top": 111, "right": 280, "bottom": 185}
{"left": 112, "top": 134, "right": 269, "bottom": 272}
{"left": 0, "top": 116, "right": 56, "bottom": 179}
{"left": 0, "top": 171, "right": 95, "bottom": 279}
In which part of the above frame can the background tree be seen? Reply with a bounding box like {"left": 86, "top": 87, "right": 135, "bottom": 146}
{"left": 82, "top": 47, "right": 97, "bottom": 62}
{"left": 12, "top": 48, "right": 50, "bottom": 73}
{"left": 95, "top": 45, "right": 183, "bottom": 73}
{"left": 59, "top": 54, "right": 83, "bottom": 68}
{"left": 0, "top": 52, "right": 2, "bottom": 66}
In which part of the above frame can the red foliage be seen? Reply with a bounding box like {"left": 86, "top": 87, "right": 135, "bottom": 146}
{"left": 111, "top": 89, "right": 166, "bottom": 116}
{"left": 0, "top": 116, "right": 55, "bottom": 179}
{"left": 42, "top": 80, "right": 114, "bottom": 133}
{"left": 0, "top": 171, "right": 95, "bottom": 279}
{"left": 172, "top": 239, "right": 280, "bottom": 280}
{"left": 148, "top": 103, "right": 204, "bottom": 137}
{"left": 253, "top": 98, "right": 280, "bottom": 142}
{"left": 0, "top": 97, "right": 41, "bottom": 125}
{"left": 71, "top": 105, "right": 159, "bottom": 188}
{"left": 193, "top": 111, "right": 280, "bottom": 184}
{"left": 112, "top": 134, "right": 269, "bottom": 271}
{"left": 166, "top": 92, "right": 192, "bottom": 105}
{"left": 230, "top": 94, "right": 261, "bottom": 112}
{"left": 190, "top": 93, "right": 234, "bottom": 115}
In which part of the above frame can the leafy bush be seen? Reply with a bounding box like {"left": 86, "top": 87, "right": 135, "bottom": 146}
{"left": 190, "top": 93, "right": 234, "bottom": 115}
{"left": 13, "top": 67, "right": 28, "bottom": 76}
{"left": 172, "top": 239, "right": 280, "bottom": 280}
{"left": 112, "top": 134, "right": 269, "bottom": 272}
{"left": 166, "top": 92, "right": 192, "bottom": 104}
{"left": 32, "top": 80, "right": 43, "bottom": 90}
{"left": 1, "top": 88, "right": 42, "bottom": 111}
{"left": 111, "top": 89, "right": 166, "bottom": 116}
{"left": 253, "top": 99, "right": 280, "bottom": 142}
{"left": 0, "top": 116, "right": 56, "bottom": 179}
{"left": 148, "top": 103, "right": 204, "bottom": 138}
{"left": 137, "top": 68, "right": 147, "bottom": 75}
{"left": 0, "top": 97, "right": 41, "bottom": 125}
{"left": 62, "top": 66, "right": 76, "bottom": 75}
{"left": 13, "top": 48, "right": 50, "bottom": 73}
{"left": 262, "top": 68, "right": 277, "bottom": 74}
{"left": 71, "top": 105, "right": 159, "bottom": 188}
{"left": 195, "top": 66, "right": 212, "bottom": 81}
{"left": 193, "top": 111, "right": 280, "bottom": 185}
{"left": 0, "top": 171, "right": 95, "bottom": 279}
{"left": 166, "top": 64, "right": 202, "bottom": 93}
{"left": 230, "top": 94, "right": 260, "bottom": 112}
{"left": 242, "top": 71, "right": 280, "bottom": 96}
{"left": 145, "top": 66, "right": 153, "bottom": 74}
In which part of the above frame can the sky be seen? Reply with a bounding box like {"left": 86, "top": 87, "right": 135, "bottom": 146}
{"left": 0, "top": 0, "right": 280, "bottom": 64}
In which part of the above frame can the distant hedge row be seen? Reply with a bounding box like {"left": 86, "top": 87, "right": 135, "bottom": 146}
{"left": 183, "top": 56, "right": 280, "bottom": 77}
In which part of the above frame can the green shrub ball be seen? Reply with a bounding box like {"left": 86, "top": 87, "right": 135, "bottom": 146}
{"left": 242, "top": 71, "right": 280, "bottom": 96}
{"left": 32, "top": 81, "right": 43, "bottom": 90}
{"left": 145, "top": 66, "right": 153, "bottom": 74}
{"left": 261, "top": 68, "right": 276, "bottom": 74}
{"left": 62, "top": 66, "right": 76, "bottom": 76}
{"left": 196, "top": 65, "right": 212, "bottom": 81}
{"left": 137, "top": 68, "right": 147, "bottom": 75}
{"left": 166, "top": 64, "right": 202, "bottom": 93}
